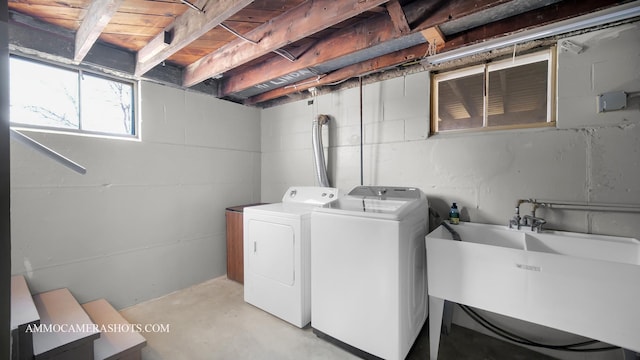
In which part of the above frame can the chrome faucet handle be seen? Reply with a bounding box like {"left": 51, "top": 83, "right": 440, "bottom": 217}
{"left": 522, "top": 215, "right": 546, "bottom": 232}
{"left": 508, "top": 215, "right": 521, "bottom": 229}
{"left": 531, "top": 218, "right": 547, "bottom": 233}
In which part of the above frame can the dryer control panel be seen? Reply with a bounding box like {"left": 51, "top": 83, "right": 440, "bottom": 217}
{"left": 282, "top": 186, "right": 339, "bottom": 205}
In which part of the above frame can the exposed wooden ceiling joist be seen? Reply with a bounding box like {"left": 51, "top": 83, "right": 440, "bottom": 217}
{"left": 134, "top": 0, "right": 252, "bottom": 76}
{"left": 386, "top": 0, "right": 410, "bottom": 35}
{"left": 219, "top": 0, "right": 514, "bottom": 98}
{"left": 8, "top": 0, "right": 637, "bottom": 107}
{"left": 182, "top": 0, "right": 390, "bottom": 87}
{"left": 74, "top": 0, "right": 124, "bottom": 62}
{"left": 245, "top": 43, "right": 430, "bottom": 105}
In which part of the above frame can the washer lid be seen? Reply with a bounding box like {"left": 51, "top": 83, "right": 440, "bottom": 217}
{"left": 281, "top": 186, "right": 339, "bottom": 205}
{"left": 315, "top": 186, "right": 427, "bottom": 220}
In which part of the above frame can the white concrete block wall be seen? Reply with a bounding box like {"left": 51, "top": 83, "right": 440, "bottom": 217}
{"left": 260, "top": 22, "right": 640, "bottom": 360}
{"left": 557, "top": 23, "right": 640, "bottom": 129}
{"left": 10, "top": 81, "right": 261, "bottom": 309}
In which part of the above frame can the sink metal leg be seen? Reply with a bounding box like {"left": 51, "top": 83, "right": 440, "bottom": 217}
{"left": 429, "top": 296, "right": 445, "bottom": 360}
{"left": 442, "top": 300, "right": 454, "bottom": 335}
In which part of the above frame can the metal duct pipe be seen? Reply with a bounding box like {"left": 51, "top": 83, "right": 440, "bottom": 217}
{"left": 312, "top": 114, "right": 330, "bottom": 187}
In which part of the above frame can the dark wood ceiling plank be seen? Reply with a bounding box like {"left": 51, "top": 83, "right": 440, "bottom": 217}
{"left": 103, "top": 22, "right": 166, "bottom": 37}
{"left": 226, "top": 8, "right": 289, "bottom": 23}
{"left": 117, "top": 0, "right": 185, "bottom": 17}
{"left": 134, "top": 0, "right": 253, "bottom": 76}
{"left": 108, "top": 12, "right": 176, "bottom": 27}
{"left": 182, "top": 0, "right": 391, "bottom": 87}
{"left": 74, "top": 0, "right": 124, "bottom": 62}
{"left": 405, "top": 0, "right": 513, "bottom": 29}
{"left": 100, "top": 33, "right": 151, "bottom": 51}
{"left": 245, "top": 43, "right": 430, "bottom": 105}
{"left": 8, "top": 3, "right": 85, "bottom": 23}
{"left": 218, "top": 0, "right": 513, "bottom": 97}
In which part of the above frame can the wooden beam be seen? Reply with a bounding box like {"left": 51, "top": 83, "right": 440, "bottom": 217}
{"left": 74, "top": 0, "right": 124, "bottom": 62}
{"left": 135, "top": 0, "right": 252, "bottom": 77}
{"left": 137, "top": 29, "right": 172, "bottom": 63}
{"left": 220, "top": 12, "right": 401, "bottom": 97}
{"left": 245, "top": 43, "right": 430, "bottom": 105}
{"left": 219, "top": 0, "right": 512, "bottom": 97}
{"left": 387, "top": 0, "right": 410, "bottom": 34}
{"left": 182, "top": 0, "right": 390, "bottom": 87}
{"left": 421, "top": 26, "right": 445, "bottom": 51}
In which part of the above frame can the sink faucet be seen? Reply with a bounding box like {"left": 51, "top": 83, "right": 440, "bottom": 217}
{"left": 508, "top": 200, "right": 546, "bottom": 232}
{"left": 522, "top": 215, "right": 547, "bottom": 233}
{"left": 508, "top": 206, "right": 522, "bottom": 229}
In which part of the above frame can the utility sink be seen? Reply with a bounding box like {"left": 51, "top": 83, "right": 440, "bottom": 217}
{"left": 425, "top": 222, "right": 640, "bottom": 359}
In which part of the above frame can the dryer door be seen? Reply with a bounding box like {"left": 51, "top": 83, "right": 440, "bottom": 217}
{"left": 246, "top": 218, "right": 295, "bottom": 286}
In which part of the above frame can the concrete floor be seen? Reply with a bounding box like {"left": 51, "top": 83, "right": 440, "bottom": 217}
{"left": 120, "top": 277, "right": 557, "bottom": 360}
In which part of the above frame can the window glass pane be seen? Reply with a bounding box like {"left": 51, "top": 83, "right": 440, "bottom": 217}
{"left": 487, "top": 60, "right": 548, "bottom": 127}
{"left": 10, "top": 57, "right": 79, "bottom": 129}
{"left": 80, "top": 74, "right": 134, "bottom": 135}
{"left": 437, "top": 72, "right": 484, "bottom": 131}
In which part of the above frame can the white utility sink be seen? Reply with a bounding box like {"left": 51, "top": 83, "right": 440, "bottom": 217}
{"left": 425, "top": 222, "right": 640, "bottom": 359}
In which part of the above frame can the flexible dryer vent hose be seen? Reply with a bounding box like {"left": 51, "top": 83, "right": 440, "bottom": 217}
{"left": 312, "top": 115, "right": 331, "bottom": 187}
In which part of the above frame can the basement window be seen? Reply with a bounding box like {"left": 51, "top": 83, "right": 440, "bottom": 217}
{"left": 9, "top": 56, "right": 137, "bottom": 139}
{"left": 431, "top": 48, "right": 555, "bottom": 134}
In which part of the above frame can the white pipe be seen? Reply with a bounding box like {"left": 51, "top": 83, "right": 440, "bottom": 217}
{"left": 518, "top": 198, "right": 640, "bottom": 214}
{"left": 312, "top": 115, "right": 330, "bottom": 187}
{"left": 425, "top": 2, "right": 640, "bottom": 65}
{"left": 535, "top": 200, "right": 640, "bottom": 213}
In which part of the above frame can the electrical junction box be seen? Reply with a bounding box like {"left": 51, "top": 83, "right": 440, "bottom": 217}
{"left": 597, "top": 91, "right": 627, "bottom": 113}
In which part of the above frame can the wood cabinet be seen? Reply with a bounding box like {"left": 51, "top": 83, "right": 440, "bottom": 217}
{"left": 225, "top": 204, "right": 265, "bottom": 284}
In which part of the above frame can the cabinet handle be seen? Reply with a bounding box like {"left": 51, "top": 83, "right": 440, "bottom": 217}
{"left": 254, "top": 241, "right": 257, "bottom": 253}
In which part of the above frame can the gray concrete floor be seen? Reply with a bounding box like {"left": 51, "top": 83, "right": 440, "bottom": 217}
{"left": 121, "top": 277, "right": 557, "bottom": 360}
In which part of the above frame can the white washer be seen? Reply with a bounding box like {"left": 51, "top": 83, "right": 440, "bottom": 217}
{"left": 243, "top": 186, "right": 339, "bottom": 328}
{"left": 311, "top": 186, "right": 429, "bottom": 360}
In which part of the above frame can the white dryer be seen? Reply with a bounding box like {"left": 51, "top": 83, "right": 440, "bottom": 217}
{"left": 311, "top": 186, "right": 429, "bottom": 360}
{"left": 243, "top": 186, "right": 339, "bottom": 328}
